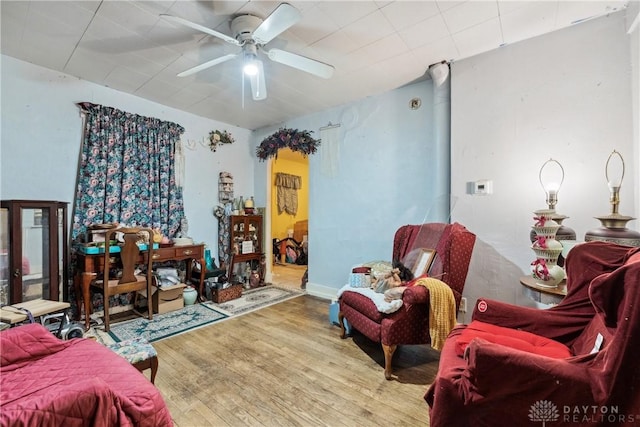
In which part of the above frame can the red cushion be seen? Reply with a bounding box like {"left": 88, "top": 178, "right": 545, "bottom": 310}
{"left": 455, "top": 320, "right": 572, "bottom": 359}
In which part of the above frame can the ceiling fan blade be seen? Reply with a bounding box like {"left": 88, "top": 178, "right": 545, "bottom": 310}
{"left": 177, "top": 54, "right": 237, "bottom": 77}
{"left": 248, "top": 60, "right": 267, "bottom": 100}
{"left": 160, "top": 14, "right": 241, "bottom": 46}
{"left": 252, "top": 3, "right": 302, "bottom": 45}
{"left": 267, "top": 49, "right": 334, "bottom": 79}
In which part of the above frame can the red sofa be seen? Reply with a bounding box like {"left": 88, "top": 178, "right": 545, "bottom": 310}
{"left": 425, "top": 241, "right": 640, "bottom": 427}
{"left": 339, "top": 222, "right": 476, "bottom": 379}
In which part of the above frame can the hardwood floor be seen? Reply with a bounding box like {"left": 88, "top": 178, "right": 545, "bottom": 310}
{"left": 152, "top": 294, "right": 439, "bottom": 426}
{"left": 269, "top": 262, "right": 307, "bottom": 288}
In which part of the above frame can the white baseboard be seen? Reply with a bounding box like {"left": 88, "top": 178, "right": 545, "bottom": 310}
{"left": 306, "top": 282, "right": 338, "bottom": 301}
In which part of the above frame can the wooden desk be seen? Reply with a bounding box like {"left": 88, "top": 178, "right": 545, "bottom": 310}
{"left": 520, "top": 275, "right": 567, "bottom": 305}
{"left": 74, "top": 244, "right": 205, "bottom": 330}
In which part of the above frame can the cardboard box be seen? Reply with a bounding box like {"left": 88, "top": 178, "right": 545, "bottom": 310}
{"left": 139, "top": 283, "right": 186, "bottom": 314}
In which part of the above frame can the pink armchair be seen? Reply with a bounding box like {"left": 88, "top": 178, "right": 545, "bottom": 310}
{"left": 338, "top": 222, "right": 476, "bottom": 379}
{"left": 425, "top": 241, "right": 640, "bottom": 427}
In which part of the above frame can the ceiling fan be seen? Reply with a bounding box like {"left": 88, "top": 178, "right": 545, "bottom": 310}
{"left": 161, "top": 3, "right": 334, "bottom": 101}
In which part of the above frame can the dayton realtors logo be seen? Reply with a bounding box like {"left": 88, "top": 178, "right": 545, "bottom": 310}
{"left": 529, "top": 400, "right": 559, "bottom": 426}
{"left": 529, "top": 400, "right": 638, "bottom": 425}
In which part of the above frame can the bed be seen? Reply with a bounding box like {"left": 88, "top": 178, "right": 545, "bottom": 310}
{"left": 0, "top": 323, "right": 173, "bottom": 427}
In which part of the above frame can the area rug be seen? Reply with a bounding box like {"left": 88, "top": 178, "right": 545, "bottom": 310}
{"left": 203, "top": 285, "right": 304, "bottom": 316}
{"left": 88, "top": 285, "right": 303, "bottom": 344}
{"left": 102, "top": 303, "right": 227, "bottom": 344}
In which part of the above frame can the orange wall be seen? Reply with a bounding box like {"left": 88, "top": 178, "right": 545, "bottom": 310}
{"left": 271, "top": 149, "right": 308, "bottom": 241}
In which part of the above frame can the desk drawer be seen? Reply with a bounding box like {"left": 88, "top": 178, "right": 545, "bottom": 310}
{"left": 175, "top": 246, "right": 202, "bottom": 257}
{"left": 151, "top": 245, "right": 203, "bottom": 261}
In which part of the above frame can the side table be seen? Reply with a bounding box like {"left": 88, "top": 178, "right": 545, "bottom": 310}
{"left": 520, "top": 276, "right": 567, "bottom": 305}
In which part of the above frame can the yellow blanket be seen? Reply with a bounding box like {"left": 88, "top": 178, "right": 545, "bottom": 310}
{"left": 414, "top": 277, "right": 457, "bottom": 351}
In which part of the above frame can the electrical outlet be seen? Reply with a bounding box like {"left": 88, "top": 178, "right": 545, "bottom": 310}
{"left": 460, "top": 297, "right": 468, "bottom": 313}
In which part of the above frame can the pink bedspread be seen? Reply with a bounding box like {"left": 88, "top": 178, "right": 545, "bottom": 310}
{"left": 1, "top": 324, "right": 173, "bottom": 427}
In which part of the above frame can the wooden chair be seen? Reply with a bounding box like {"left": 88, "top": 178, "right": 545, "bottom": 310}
{"left": 91, "top": 227, "right": 154, "bottom": 332}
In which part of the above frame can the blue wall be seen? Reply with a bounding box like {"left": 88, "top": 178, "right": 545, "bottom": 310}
{"left": 254, "top": 80, "right": 449, "bottom": 296}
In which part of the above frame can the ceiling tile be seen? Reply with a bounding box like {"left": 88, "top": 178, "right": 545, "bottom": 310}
{"left": 316, "top": 1, "right": 379, "bottom": 29}
{"left": 135, "top": 77, "right": 183, "bottom": 103}
{"left": 0, "top": 19, "right": 24, "bottom": 58}
{"left": 129, "top": 43, "right": 184, "bottom": 68}
{"left": 20, "top": 16, "right": 82, "bottom": 69}
{"left": 29, "top": 1, "right": 96, "bottom": 31}
{"left": 20, "top": 41, "right": 73, "bottom": 71}
{"left": 290, "top": 5, "right": 341, "bottom": 46}
{"left": 411, "top": 36, "right": 460, "bottom": 68}
{"left": 71, "top": 0, "right": 102, "bottom": 14}
{"left": 104, "top": 65, "right": 152, "bottom": 92}
{"left": 311, "top": 28, "right": 360, "bottom": 56}
{"left": 164, "top": 0, "right": 235, "bottom": 32}
{"left": 95, "top": 1, "right": 162, "bottom": 37}
{"left": 107, "top": 51, "right": 166, "bottom": 76}
{"left": 398, "top": 13, "right": 450, "bottom": 50}
{"left": 130, "top": 1, "right": 174, "bottom": 16}
{"left": 497, "top": 0, "right": 544, "bottom": 16}
{"left": 556, "top": 0, "right": 627, "bottom": 27}
{"left": 436, "top": 1, "right": 466, "bottom": 13}
{"left": 64, "top": 47, "right": 118, "bottom": 82}
{"left": 360, "top": 33, "right": 410, "bottom": 65}
{"left": 452, "top": 17, "right": 504, "bottom": 59}
{"left": 380, "top": 1, "right": 440, "bottom": 31}
{"left": 499, "top": 2, "right": 558, "bottom": 45}
{"left": 342, "top": 9, "right": 396, "bottom": 49}
{"left": 163, "top": 86, "right": 211, "bottom": 110}
{"left": 442, "top": 1, "right": 500, "bottom": 34}
{"left": 286, "top": 1, "right": 322, "bottom": 14}
{"left": 85, "top": 14, "right": 141, "bottom": 40}
{"left": 0, "top": 1, "right": 30, "bottom": 23}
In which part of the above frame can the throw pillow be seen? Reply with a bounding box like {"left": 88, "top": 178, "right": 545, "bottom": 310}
{"left": 456, "top": 320, "right": 571, "bottom": 359}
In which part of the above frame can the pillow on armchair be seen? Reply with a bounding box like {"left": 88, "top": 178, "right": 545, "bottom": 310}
{"left": 455, "top": 320, "right": 572, "bottom": 359}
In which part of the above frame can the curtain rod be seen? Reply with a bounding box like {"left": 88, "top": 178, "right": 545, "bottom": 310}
{"left": 319, "top": 122, "right": 341, "bottom": 131}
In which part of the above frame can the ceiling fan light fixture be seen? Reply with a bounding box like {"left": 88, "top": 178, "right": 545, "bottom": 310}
{"left": 165, "top": 3, "right": 334, "bottom": 103}
{"left": 242, "top": 42, "right": 260, "bottom": 76}
{"left": 243, "top": 55, "right": 259, "bottom": 76}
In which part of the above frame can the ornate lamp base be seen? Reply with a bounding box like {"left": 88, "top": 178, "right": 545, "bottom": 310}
{"left": 584, "top": 214, "right": 640, "bottom": 247}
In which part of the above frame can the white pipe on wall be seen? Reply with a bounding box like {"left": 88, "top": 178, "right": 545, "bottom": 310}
{"left": 428, "top": 62, "right": 452, "bottom": 222}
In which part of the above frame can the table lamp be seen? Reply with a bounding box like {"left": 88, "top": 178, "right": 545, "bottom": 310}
{"left": 530, "top": 159, "right": 576, "bottom": 243}
{"left": 584, "top": 150, "right": 640, "bottom": 247}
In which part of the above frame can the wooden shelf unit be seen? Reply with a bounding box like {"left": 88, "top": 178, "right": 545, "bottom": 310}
{"left": 228, "top": 215, "right": 263, "bottom": 285}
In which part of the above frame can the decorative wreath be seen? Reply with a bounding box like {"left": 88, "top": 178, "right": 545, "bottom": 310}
{"left": 209, "top": 130, "right": 235, "bottom": 152}
{"left": 256, "top": 128, "right": 320, "bottom": 161}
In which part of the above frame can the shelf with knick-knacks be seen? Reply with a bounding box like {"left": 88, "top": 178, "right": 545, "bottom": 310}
{"left": 229, "top": 214, "right": 263, "bottom": 286}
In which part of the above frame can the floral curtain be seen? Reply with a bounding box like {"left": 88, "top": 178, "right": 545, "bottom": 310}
{"left": 276, "top": 172, "right": 301, "bottom": 215}
{"left": 71, "top": 102, "right": 185, "bottom": 242}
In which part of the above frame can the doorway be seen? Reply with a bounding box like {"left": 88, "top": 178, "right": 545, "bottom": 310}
{"left": 268, "top": 148, "right": 308, "bottom": 289}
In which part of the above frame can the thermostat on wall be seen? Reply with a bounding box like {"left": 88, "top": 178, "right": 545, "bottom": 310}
{"left": 472, "top": 180, "right": 493, "bottom": 195}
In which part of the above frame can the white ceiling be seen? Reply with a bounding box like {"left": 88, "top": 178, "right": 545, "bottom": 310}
{"left": 0, "top": 1, "right": 630, "bottom": 130}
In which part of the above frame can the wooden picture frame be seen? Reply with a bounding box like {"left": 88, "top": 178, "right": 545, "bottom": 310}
{"left": 412, "top": 248, "right": 436, "bottom": 277}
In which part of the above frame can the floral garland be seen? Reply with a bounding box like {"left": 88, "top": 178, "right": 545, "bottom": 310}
{"left": 256, "top": 128, "right": 320, "bottom": 161}
{"left": 209, "top": 129, "right": 235, "bottom": 152}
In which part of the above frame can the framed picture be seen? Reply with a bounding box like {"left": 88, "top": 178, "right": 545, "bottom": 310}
{"left": 241, "top": 240, "right": 254, "bottom": 254}
{"left": 412, "top": 248, "right": 436, "bottom": 277}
